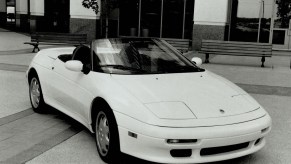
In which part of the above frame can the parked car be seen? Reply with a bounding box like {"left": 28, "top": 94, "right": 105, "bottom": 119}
{"left": 27, "top": 38, "right": 271, "bottom": 163}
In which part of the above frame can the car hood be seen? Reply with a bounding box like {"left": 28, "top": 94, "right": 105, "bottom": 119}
{"left": 112, "top": 71, "right": 260, "bottom": 119}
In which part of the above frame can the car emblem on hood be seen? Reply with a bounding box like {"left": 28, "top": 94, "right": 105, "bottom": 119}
{"left": 219, "top": 109, "right": 225, "bottom": 114}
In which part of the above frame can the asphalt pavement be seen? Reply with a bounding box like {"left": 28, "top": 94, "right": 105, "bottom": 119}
{"left": 0, "top": 28, "right": 291, "bottom": 164}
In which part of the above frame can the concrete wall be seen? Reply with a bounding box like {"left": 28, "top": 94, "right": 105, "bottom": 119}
{"left": 16, "top": 0, "right": 27, "bottom": 14}
{"left": 30, "top": 0, "right": 44, "bottom": 16}
{"left": 70, "top": 0, "right": 101, "bottom": 19}
{"left": 70, "top": 0, "right": 101, "bottom": 41}
{"left": 29, "top": 0, "right": 44, "bottom": 32}
{"left": 0, "top": 0, "right": 6, "bottom": 26}
{"left": 15, "top": 0, "right": 28, "bottom": 30}
{"left": 192, "top": 0, "right": 231, "bottom": 50}
{"left": 0, "top": 0, "right": 6, "bottom": 12}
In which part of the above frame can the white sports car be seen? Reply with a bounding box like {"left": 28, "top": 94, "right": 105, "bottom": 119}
{"left": 27, "top": 38, "right": 271, "bottom": 163}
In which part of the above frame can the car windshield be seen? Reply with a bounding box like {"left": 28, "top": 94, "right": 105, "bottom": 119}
{"left": 92, "top": 38, "right": 204, "bottom": 74}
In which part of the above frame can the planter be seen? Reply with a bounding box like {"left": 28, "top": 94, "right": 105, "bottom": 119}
{"left": 142, "top": 28, "right": 149, "bottom": 37}
{"left": 130, "top": 27, "right": 137, "bottom": 36}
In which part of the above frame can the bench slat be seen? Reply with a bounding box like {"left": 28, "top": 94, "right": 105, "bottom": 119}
{"left": 203, "top": 40, "right": 271, "bottom": 46}
{"left": 162, "top": 38, "right": 190, "bottom": 42}
{"left": 31, "top": 36, "right": 86, "bottom": 41}
{"left": 200, "top": 51, "right": 272, "bottom": 57}
{"left": 202, "top": 43, "right": 272, "bottom": 49}
{"left": 200, "top": 40, "right": 272, "bottom": 67}
{"left": 26, "top": 32, "right": 87, "bottom": 53}
{"left": 163, "top": 38, "right": 190, "bottom": 53}
{"left": 32, "top": 38, "right": 86, "bottom": 42}
{"left": 201, "top": 47, "right": 272, "bottom": 53}
{"left": 201, "top": 48, "right": 272, "bottom": 55}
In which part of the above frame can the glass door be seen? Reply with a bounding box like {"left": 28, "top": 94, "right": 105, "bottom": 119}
{"left": 119, "top": 0, "right": 140, "bottom": 37}
{"left": 45, "top": 0, "right": 70, "bottom": 33}
{"left": 271, "top": 0, "right": 291, "bottom": 49}
{"left": 162, "top": 0, "right": 184, "bottom": 38}
{"left": 140, "top": 0, "right": 162, "bottom": 37}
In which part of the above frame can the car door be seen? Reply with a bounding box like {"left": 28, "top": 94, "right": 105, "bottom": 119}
{"left": 50, "top": 47, "right": 95, "bottom": 125}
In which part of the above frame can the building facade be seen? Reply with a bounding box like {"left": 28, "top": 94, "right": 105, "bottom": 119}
{"left": 0, "top": 0, "right": 290, "bottom": 51}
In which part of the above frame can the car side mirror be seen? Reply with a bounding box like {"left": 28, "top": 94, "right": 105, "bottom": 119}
{"left": 191, "top": 57, "right": 202, "bottom": 67}
{"left": 65, "top": 60, "right": 83, "bottom": 72}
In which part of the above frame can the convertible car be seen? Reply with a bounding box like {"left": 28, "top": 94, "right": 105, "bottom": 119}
{"left": 27, "top": 38, "right": 271, "bottom": 163}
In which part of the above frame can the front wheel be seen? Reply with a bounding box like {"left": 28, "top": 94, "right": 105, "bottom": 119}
{"left": 29, "top": 75, "right": 46, "bottom": 113}
{"left": 95, "top": 108, "right": 120, "bottom": 163}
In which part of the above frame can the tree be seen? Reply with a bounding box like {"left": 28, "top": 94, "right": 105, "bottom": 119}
{"left": 82, "top": 0, "right": 99, "bottom": 14}
{"left": 82, "top": 0, "right": 119, "bottom": 38}
{"left": 276, "top": 0, "right": 291, "bottom": 28}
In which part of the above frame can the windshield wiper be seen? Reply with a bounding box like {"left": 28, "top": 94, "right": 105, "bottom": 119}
{"left": 99, "top": 64, "right": 146, "bottom": 73}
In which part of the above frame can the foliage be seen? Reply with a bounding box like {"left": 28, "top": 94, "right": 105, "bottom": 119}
{"left": 82, "top": 0, "right": 99, "bottom": 14}
{"left": 276, "top": 0, "right": 291, "bottom": 28}
{"left": 82, "top": 0, "right": 119, "bottom": 16}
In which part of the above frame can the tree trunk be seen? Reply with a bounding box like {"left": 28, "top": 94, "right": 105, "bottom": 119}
{"left": 100, "top": 17, "right": 103, "bottom": 37}
{"left": 105, "top": 16, "right": 108, "bottom": 38}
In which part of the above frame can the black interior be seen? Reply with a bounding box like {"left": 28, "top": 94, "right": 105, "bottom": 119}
{"left": 72, "top": 46, "right": 91, "bottom": 65}
{"left": 58, "top": 54, "right": 72, "bottom": 62}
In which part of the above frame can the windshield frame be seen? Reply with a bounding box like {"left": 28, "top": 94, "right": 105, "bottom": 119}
{"left": 90, "top": 38, "right": 204, "bottom": 75}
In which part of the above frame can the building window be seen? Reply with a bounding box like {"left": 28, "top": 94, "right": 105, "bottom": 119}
{"left": 119, "top": 0, "right": 140, "bottom": 36}
{"left": 44, "top": 0, "right": 70, "bottom": 33}
{"left": 118, "top": 0, "right": 194, "bottom": 39}
{"left": 140, "top": 0, "right": 162, "bottom": 37}
{"left": 184, "top": 0, "right": 194, "bottom": 39}
{"left": 230, "top": 0, "right": 272, "bottom": 43}
{"left": 272, "top": 0, "right": 291, "bottom": 46}
{"left": 6, "top": 0, "right": 15, "bottom": 24}
{"left": 162, "top": 0, "right": 184, "bottom": 38}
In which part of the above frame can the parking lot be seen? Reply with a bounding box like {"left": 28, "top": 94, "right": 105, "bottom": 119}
{"left": 1, "top": 29, "right": 291, "bottom": 164}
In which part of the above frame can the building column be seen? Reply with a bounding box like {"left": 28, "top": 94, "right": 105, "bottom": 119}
{"left": 70, "top": 0, "right": 101, "bottom": 42}
{"left": 0, "top": 0, "right": 6, "bottom": 27}
{"left": 192, "top": 0, "right": 231, "bottom": 50}
{"left": 30, "top": 0, "right": 44, "bottom": 32}
{"left": 16, "top": 0, "right": 29, "bottom": 32}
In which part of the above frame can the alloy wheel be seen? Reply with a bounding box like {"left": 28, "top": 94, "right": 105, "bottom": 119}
{"left": 30, "top": 77, "right": 41, "bottom": 109}
{"left": 96, "top": 111, "right": 110, "bottom": 157}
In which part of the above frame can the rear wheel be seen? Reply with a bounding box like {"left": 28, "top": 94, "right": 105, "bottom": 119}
{"left": 95, "top": 107, "right": 120, "bottom": 163}
{"left": 29, "top": 74, "right": 46, "bottom": 113}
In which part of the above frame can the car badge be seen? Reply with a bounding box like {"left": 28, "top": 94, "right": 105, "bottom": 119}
{"left": 219, "top": 109, "right": 225, "bottom": 114}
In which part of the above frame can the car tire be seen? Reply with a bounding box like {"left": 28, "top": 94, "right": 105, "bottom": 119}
{"left": 95, "top": 107, "right": 120, "bottom": 163}
{"left": 29, "top": 74, "right": 46, "bottom": 113}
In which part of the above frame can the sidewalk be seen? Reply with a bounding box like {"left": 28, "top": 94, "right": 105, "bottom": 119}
{"left": 0, "top": 28, "right": 32, "bottom": 51}
{"left": 0, "top": 28, "right": 61, "bottom": 66}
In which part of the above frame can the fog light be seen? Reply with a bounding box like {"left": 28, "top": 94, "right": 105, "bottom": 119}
{"left": 254, "top": 138, "right": 262, "bottom": 145}
{"left": 167, "top": 139, "right": 197, "bottom": 144}
{"left": 261, "top": 127, "right": 269, "bottom": 134}
{"left": 167, "top": 139, "right": 179, "bottom": 144}
{"left": 170, "top": 149, "right": 192, "bottom": 157}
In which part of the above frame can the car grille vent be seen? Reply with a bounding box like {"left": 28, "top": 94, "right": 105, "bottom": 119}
{"left": 200, "top": 142, "right": 249, "bottom": 156}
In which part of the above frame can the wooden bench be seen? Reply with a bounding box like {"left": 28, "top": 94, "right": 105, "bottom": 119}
{"left": 200, "top": 40, "right": 272, "bottom": 67}
{"left": 163, "top": 38, "right": 191, "bottom": 53}
{"left": 24, "top": 33, "right": 87, "bottom": 53}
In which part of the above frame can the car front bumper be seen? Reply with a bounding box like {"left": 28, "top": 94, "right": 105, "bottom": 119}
{"left": 116, "top": 113, "right": 271, "bottom": 164}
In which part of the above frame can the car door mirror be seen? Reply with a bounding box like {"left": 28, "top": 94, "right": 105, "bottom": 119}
{"left": 191, "top": 57, "right": 202, "bottom": 67}
{"left": 65, "top": 60, "right": 83, "bottom": 72}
